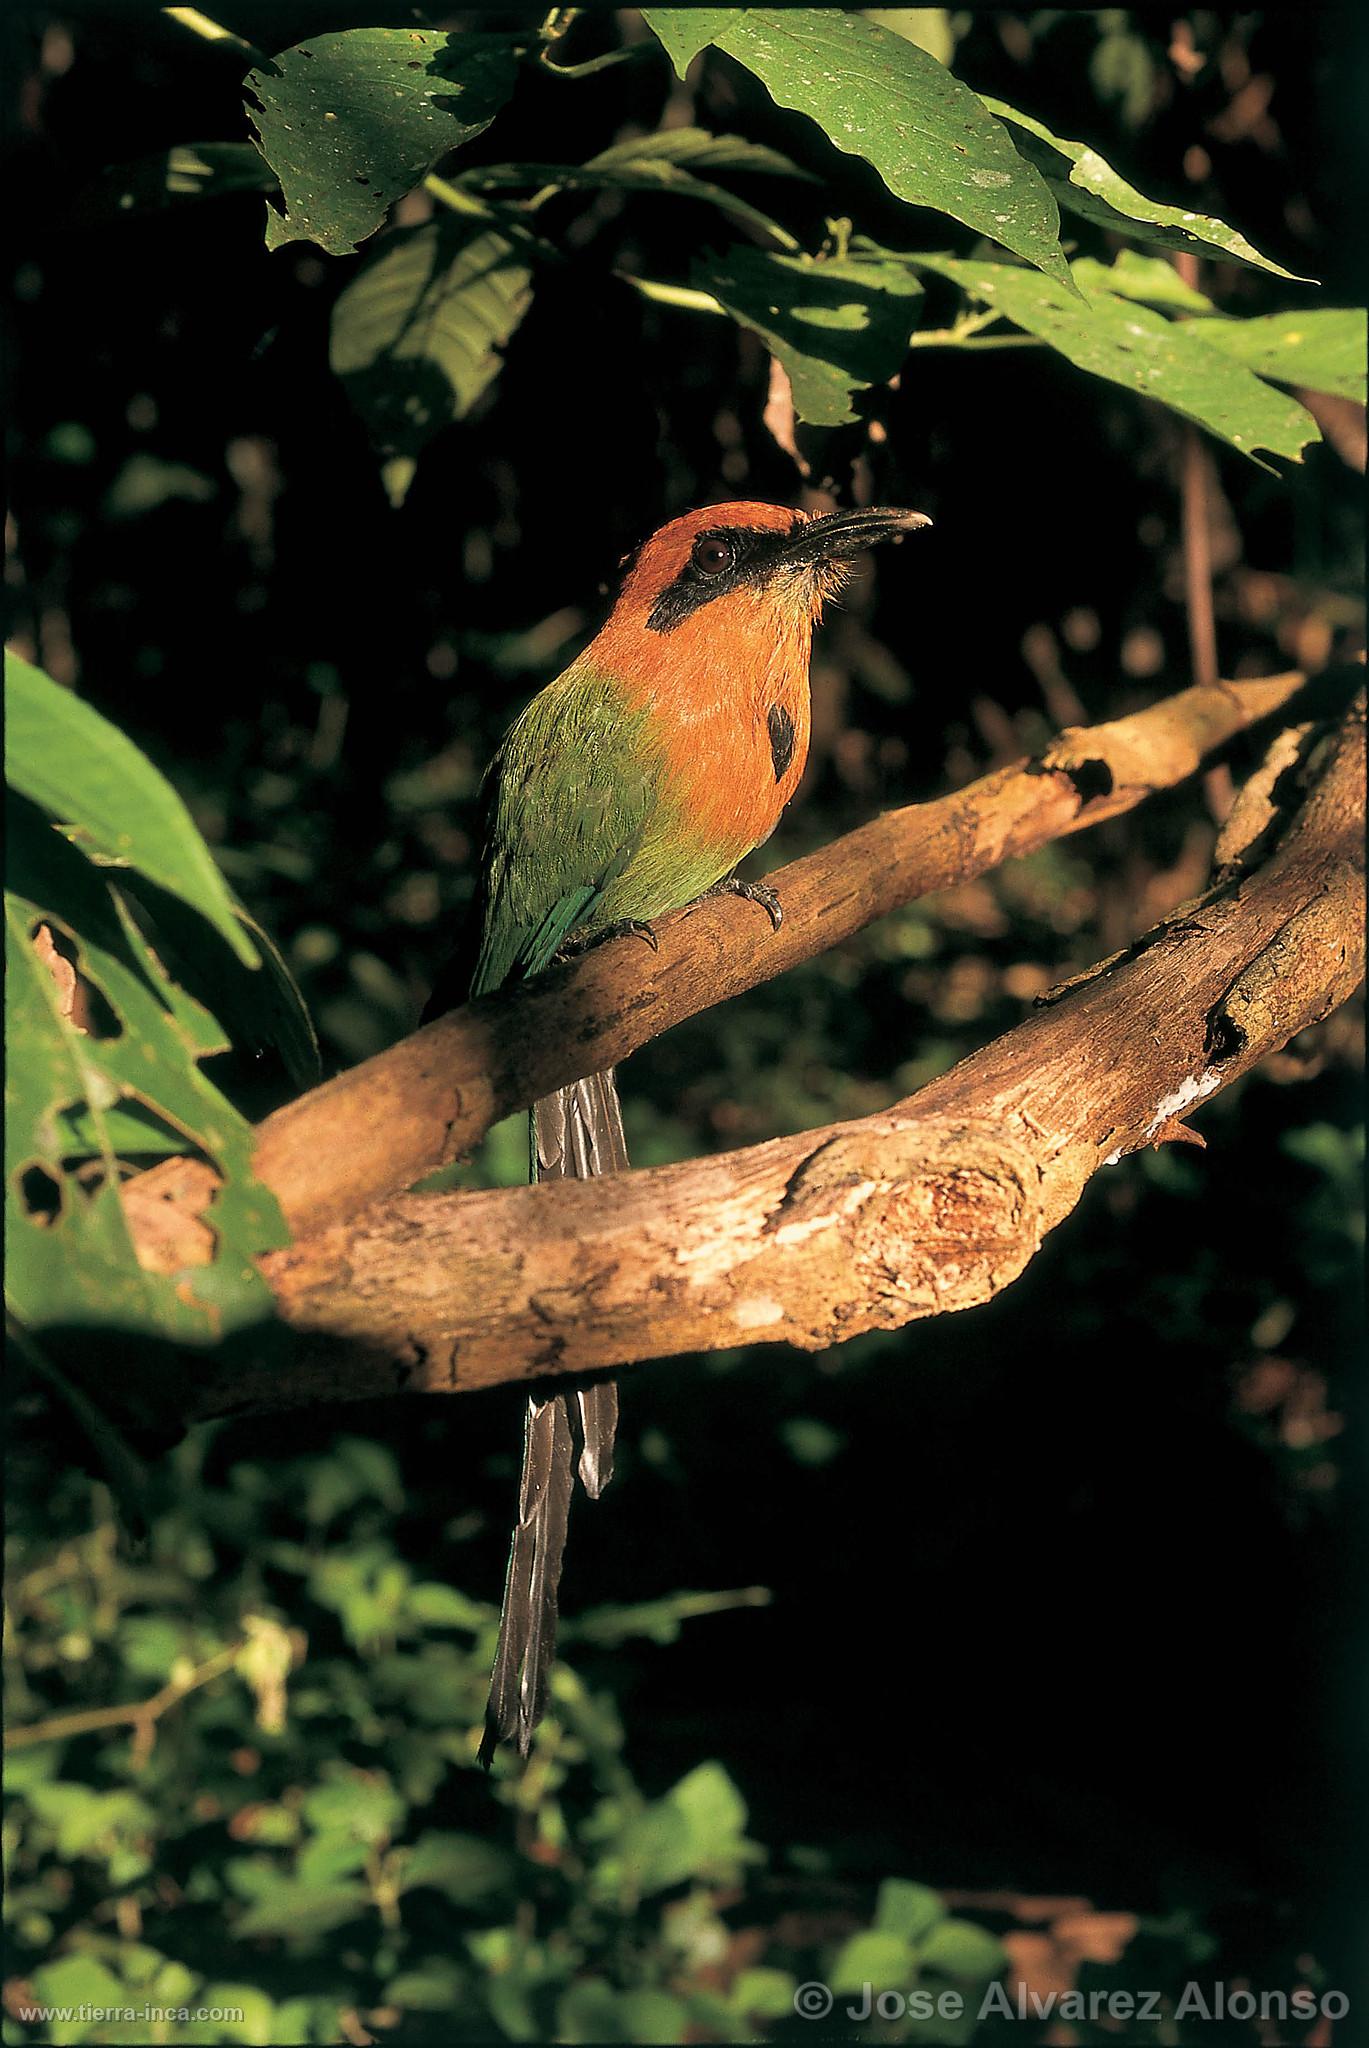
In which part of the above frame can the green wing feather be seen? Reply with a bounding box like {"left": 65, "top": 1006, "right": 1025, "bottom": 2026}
{"left": 469, "top": 666, "right": 662, "bottom": 998}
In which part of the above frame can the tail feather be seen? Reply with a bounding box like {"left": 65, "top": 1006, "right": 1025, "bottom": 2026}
{"left": 479, "top": 1069, "right": 625, "bottom": 1766}
{"left": 575, "top": 1380, "right": 618, "bottom": 1498}
{"left": 535, "top": 1068, "right": 629, "bottom": 1177}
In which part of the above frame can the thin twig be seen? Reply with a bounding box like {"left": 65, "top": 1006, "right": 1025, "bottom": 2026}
{"left": 1174, "top": 253, "right": 1220, "bottom": 693}
{"left": 5, "top": 1645, "right": 242, "bottom": 1755}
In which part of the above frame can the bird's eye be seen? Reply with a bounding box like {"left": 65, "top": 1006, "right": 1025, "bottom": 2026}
{"left": 691, "top": 534, "right": 737, "bottom": 577}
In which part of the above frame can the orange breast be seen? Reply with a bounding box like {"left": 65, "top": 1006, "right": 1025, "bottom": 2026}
{"left": 647, "top": 597, "right": 812, "bottom": 863}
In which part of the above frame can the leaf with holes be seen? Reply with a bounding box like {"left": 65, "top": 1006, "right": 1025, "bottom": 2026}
{"left": 980, "top": 97, "right": 1312, "bottom": 281}
{"left": 5, "top": 799, "right": 287, "bottom": 1341}
{"left": 5, "top": 652, "right": 256, "bottom": 965}
{"left": 693, "top": 247, "right": 922, "bottom": 425}
{"left": 246, "top": 27, "right": 519, "bottom": 256}
{"left": 1187, "top": 309, "right": 1367, "bottom": 403}
{"left": 644, "top": 9, "right": 1074, "bottom": 290}
{"left": 910, "top": 253, "right": 1321, "bottom": 466}
{"left": 330, "top": 219, "right": 533, "bottom": 502}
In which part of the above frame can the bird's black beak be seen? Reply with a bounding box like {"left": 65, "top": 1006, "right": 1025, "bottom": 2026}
{"left": 773, "top": 505, "right": 932, "bottom": 570}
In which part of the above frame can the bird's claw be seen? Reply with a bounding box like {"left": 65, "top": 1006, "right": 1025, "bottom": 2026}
{"left": 713, "top": 876, "right": 783, "bottom": 931}
{"left": 604, "top": 917, "right": 660, "bottom": 953}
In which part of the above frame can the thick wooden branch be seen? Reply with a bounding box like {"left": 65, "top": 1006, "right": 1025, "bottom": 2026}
{"left": 175, "top": 693, "right": 1364, "bottom": 1424}
{"left": 127, "top": 671, "right": 1310, "bottom": 1267}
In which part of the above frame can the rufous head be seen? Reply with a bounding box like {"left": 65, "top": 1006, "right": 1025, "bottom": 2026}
{"left": 612, "top": 500, "right": 932, "bottom": 637}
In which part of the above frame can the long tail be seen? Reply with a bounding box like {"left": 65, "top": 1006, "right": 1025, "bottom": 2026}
{"left": 478, "top": 1070, "right": 626, "bottom": 1766}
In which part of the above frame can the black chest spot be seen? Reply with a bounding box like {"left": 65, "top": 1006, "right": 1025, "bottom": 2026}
{"left": 767, "top": 703, "right": 795, "bottom": 784}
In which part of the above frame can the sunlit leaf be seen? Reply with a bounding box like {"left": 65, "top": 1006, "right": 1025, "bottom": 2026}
{"left": 6, "top": 652, "right": 256, "bottom": 964}
{"left": 910, "top": 253, "right": 1321, "bottom": 465}
{"left": 645, "top": 9, "right": 1075, "bottom": 288}
{"left": 5, "top": 802, "right": 287, "bottom": 1340}
{"left": 918, "top": 1915, "right": 1006, "bottom": 1977}
{"left": 246, "top": 28, "right": 518, "bottom": 255}
{"left": 981, "top": 96, "right": 1312, "bottom": 280}
{"left": 1072, "top": 247, "right": 1214, "bottom": 313}
{"left": 875, "top": 1877, "right": 945, "bottom": 1941}
{"left": 1187, "top": 308, "right": 1367, "bottom": 402}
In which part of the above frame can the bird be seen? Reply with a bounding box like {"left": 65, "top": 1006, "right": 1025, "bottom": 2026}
{"left": 430, "top": 498, "right": 931, "bottom": 1766}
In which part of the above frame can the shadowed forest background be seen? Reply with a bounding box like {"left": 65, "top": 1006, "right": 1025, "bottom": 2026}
{"left": 3, "top": 7, "right": 1365, "bottom": 2044}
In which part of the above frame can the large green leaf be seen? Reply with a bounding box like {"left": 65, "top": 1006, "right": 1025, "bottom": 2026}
{"left": 981, "top": 97, "right": 1311, "bottom": 281}
{"left": 5, "top": 815, "right": 286, "bottom": 1343}
{"left": 5, "top": 652, "right": 256, "bottom": 965}
{"left": 911, "top": 254, "right": 1321, "bottom": 465}
{"left": 246, "top": 28, "right": 518, "bottom": 256}
{"left": 330, "top": 219, "right": 533, "bottom": 503}
{"left": 644, "top": 10, "right": 1074, "bottom": 290}
{"left": 1187, "top": 309, "right": 1367, "bottom": 403}
{"left": 5, "top": 802, "right": 288, "bottom": 1340}
{"left": 694, "top": 247, "right": 922, "bottom": 424}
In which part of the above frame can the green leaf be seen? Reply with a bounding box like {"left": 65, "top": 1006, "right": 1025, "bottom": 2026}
{"left": 5, "top": 803, "right": 287, "bottom": 1341}
{"left": 981, "top": 96, "right": 1312, "bottom": 281}
{"left": 1072, "top": 247, "right": 1214, "bottom": 313}
{"left": 246, "top": 28, "right": 519, "bottom": 256}
{"left": 5, "top": 653, "right": 256, "bottom": 965}
{"left": 465, "top": 140, "right": 804, "bottom": 250}
{"left": 330, "top": 219, "right": 533, "bottom": 502}
{"left": 644, "top": 9, "right": 1074, "bottom": 289}
{"left": 399, "top": 1830, "right": 515, "bottom": 1905}
{"left": 29, "top": 1955, "right": 130, "bottom": 2044}
{"left": 875, "top": 1877, "right": 946, "bottom": 1942}
{"left": 830, "top": 1928, "right": 913, "bottom": 1993}
{"left": 918, "top": 1915, "right": 1005, "bottom": 1978}
{"left": 618, "top": 1990, "right": 691, "bottom": 2044}
{"left": 190, "top": 1985, "right": 279, "bottom": 2046}
{"left": 864, "top": 10, "right": 957, "bottom": 67}
{"left": 910, "top": 254, "right": 1321, "bottom": 465}
{"left": 611, "top": 1761, "right": 757, "bottom": 1897}
{"left": 301, "top": 1767, "right": 405, "bottom": 1845}
{"left": 26, "top": 1783, "right": 154, "bottom": 1861}
{"left": 405, "top": 1580, "right": 486, "bottom": 1627}
{"left": 1187, "top": 309, "right": 1367, "bottom": 402}
{"left": 230, "top": 1873, "right": 371, "bottom": 1939}
{"left": 591, "top": 127, "right": 817, "bottom": 180}
{"left": 644, "top": 9, "right": 746, "bottom": 74}
{"left": 694, "top": 246, "right": 922, "bottom": 424}
{"left": 728, "top": 1968, "right": 799, "bottom": 2020}
{"left": 558, "top": 1981, "right": 626, "bottom": 2044}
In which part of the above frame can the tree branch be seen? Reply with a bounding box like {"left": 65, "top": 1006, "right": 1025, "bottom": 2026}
{"left": 124, "top": 670, "right": 1314, "bottom": 1275}
{"left": 172, "top": 693, "right": 1363, "bottom": 1424}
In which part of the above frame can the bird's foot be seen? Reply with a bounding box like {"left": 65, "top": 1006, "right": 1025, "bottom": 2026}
{"left": 559, "top": 918, "right": 659, "bottom": 962}
{"left": 710, "top": 876, "right": 783, "bottom": 931}
{"left": 599, "top": 917, "right": 660, "bottom": 954}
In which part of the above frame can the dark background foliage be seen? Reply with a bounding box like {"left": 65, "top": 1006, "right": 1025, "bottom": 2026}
{"left": 4, "top": 7, "right": 1364, "bottom": 2042}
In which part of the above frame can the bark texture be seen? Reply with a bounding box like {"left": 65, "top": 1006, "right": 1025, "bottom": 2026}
{"left": 168, "top": 690, "right": 1363, "bottom": 1425}
{"left": 127, "top": 670, "right": 1313, "bottom": 1268}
